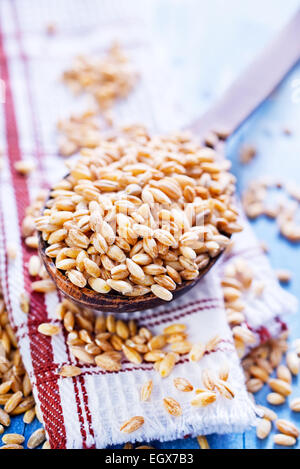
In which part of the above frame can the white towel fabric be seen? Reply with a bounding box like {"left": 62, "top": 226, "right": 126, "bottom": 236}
{"left": 0, "top": 0, "right": 297, "bottom": 448}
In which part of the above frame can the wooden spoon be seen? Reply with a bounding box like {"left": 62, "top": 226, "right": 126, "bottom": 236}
{"left": 38, "top": 10, "right": 300, "bottom": 312}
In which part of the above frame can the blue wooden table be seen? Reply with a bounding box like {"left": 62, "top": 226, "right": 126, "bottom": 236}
{"left": 2, "top": 0, "right": 300, "bottom": 449}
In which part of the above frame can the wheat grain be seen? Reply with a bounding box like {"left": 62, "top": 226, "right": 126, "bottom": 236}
{"left": 191, "top": 391, "right": 217, "bottom": 407}
{"left": 0, "top": 408, "right": 10, "bottom": 427}
{"left": 14, "top": 160, "right": 36, "bottom": 175}
{"left": 189, "top": 342, "right": 205, "bottom": 362}
{"left": 215, "top": 379, "right": 235, "bottom": 399}
{"left": 275, "top": 419, "right": 299, "bottom": 438}
{"left": 286, "top": 352, "right": 299, "bottom": 375}
{"left": 70, "top": 346, "right": 95, "bottom": 364}
{"left": 268, "top": 378, "right": 291, "bottom": 396}
{"left": 266, "top": 392, "right": 286, "bottom": 405}
{"left": 163, "top": 324, "right": 186, "bottom": 335}
{"left": 273, "top": 434, "right": 296, "bottom": 446}
{"left": 0, "top": 381, "right": 12, "bottom": 395}
{"left": 173, "top": 377, "right": 193, "bottom": 392}
{"left": 20, "top": 292, "right": 30, "bottom": 314}
{"left": 95, "top": 352, "right": 122, "bottom": 371}
{"left": 38, "top": 323, "right": 60, "bottom": 336}
{"left": 256, "top": 418, "right": 272, "bottom": 439}
{"left": 88, "top": 278, "right": 111, "bottom": 293}
{"left": 247, "top": 379, "right": 264, "bottom": 393}
{"left": 106, "top": 279, "right": 133, "bottom": 294}
{"left": 31, "top": 279, "right": 56, "bottom": 293}
{"left": 170, "top": 341, "right": 192, "bottom": 355}
{"left": 276, "top": 364, "right": 292, "bottom": 383}
{"left": 197, "top": 435, "right": 210, "bottom": 449}
{"left": 256, "top": 405, "right": 277, "bottom": 421}
{"left": 23, "top": 373, "right": 32, "bottom": 397}
{"left": 120, "top": 416, "right": 144, "bottom": 433}
{"left": 143, "top": 351, "right": 165, "bottom": 362}
{"left": 151, "top": 284, "right": 172, "bottom": 301}
{"left": 27, "top": 428, "right": 46, "bottom": 449}
{"left": 202, "top": 369, "right": 217, "bottom": 391}
{"left": 2, "top": 433, "right": 25, "bottom": 445}
{"left": 219, "top": 362, "right": 229, "bottom": 381}
{"left": 290, "top": 398, "right": 300, "bottom": 412}
{"left": 123, "top": 442, "right": 134, "bottom": 449}
{"left": 6, "top": 243, "right": 17, "bottom": 260}
{"left": 0, "top": 444, "right": 24, "bottom": 449}
{"left": 58, "top": 365, "right": 82, "bottom": 377}
{"left": 116, "top": 320, "right": 130, "bottom": 340}
{"left": 249, "top": 365, "right": 269, "bottom": 383}
{"left": 67, "top": 270, "right": 87, "bottom": 288}
{"left": 23, "top": 408, "right": 36, "bottom": 424}
{"left": 159, "top": 353, "right": 176, "bottom": 378}
{"left": 122, "top": 345, "right": 142, "bottom": 364}
{"left": 42, "top": 440, "right": 51, "bottom": 450}
{"left": 276, "top": 269, "right": 292, "bottom": 283}
{"left": 148, "top": 335, "right": 166, "bottom": 351}
{"left": 140, "top": 380, "right": 153, "bottom": 401}
{"left": 4, "top": 391, "right": 23, "bottom": 414}
{"left": 135, "top": 445, "right": 155, "bottom": 449}
{"left": 163, "top": 397, "right": 182, "bottom": 417}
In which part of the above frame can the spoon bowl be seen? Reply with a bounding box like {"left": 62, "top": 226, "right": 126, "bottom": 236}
{"left": 38, "top": 229, "right": 226, "bottom": 312}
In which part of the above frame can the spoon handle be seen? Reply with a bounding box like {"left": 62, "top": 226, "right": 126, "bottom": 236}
{"left": 188, "top": 9, "right": 300, "bottom": 138}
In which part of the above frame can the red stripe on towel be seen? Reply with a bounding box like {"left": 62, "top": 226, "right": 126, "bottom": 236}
{"left": 0, "top": 22, "right": 67, "bottom": 449}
